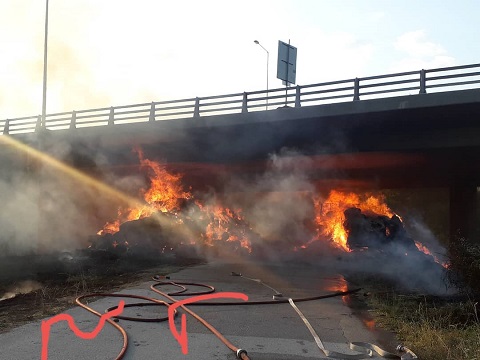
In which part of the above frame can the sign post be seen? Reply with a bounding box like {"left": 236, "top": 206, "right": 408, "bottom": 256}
{"left": 277, "top": 40, "right": 297, "bottom": 106}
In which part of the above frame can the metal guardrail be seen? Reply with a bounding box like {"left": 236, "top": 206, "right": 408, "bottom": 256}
{"left": 1, "top": 63, "right": 480, "bottom": 135}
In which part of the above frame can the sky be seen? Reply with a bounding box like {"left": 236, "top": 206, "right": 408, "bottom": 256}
{"left": 0, "top": 0, "right": 479, "bottom": 120}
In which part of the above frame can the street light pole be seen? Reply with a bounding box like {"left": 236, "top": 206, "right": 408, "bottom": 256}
{"left": 37, "top": 0, "right": 49, "bottom": 252}
{"left": 41, "top": 0, "right": 49, "bottom": 128}
{"left": 254, "top": 40, "right": 269, "bottom": 110}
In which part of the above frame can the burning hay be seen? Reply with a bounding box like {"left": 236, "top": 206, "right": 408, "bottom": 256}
{"left": 0, "top": 147, "right": 449, "bottom": 294}
{"left": 91, "top": 201, "right": 258, "bottom": 259}
{"left": 343, "top": 207, "right": 416, "bottom": 252}
{"left": 90, "top": 152, "right": 447, "bottom": 273}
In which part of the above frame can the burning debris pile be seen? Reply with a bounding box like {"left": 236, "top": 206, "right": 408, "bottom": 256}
{"left": 89, "top": 149, "right": 257, "bottom": 258}
{"left": 343, "top": 208, "right": 416, "bottom": 251}
{"left": 0, "top": 142, "right": 453, "bottom": 295}
{"left": 90, "top": 201, "right": 258, "bottom": 259}
{"left": 88, "top": 151, "right": 447, "bottom": 277}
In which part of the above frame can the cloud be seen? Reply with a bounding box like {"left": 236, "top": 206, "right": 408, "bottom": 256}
{"left": 390, "top": 30, "right": 455, "bottom": 71}
{"left": 294, "top": 28, "right": 375, "bottom": 82}
{"left": 395, "top": 30, "right": 445, "bottom": 58}
{"left": 369, "top": 11, "right": 385, "bottom": 22}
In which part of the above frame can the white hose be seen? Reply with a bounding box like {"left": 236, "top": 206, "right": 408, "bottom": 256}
{"left": 236, "top": 272, "right": 418, "bottom": 359}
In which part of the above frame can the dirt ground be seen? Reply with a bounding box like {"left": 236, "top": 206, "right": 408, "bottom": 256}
{"left": 0, "top": 256, "right": 200, "bottom": 334}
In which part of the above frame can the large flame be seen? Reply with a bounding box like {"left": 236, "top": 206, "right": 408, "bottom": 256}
{"left": 196, "top": 202, "right": 252, "bottom": 253}
{"left": 313, "top": 190, "right": 394, "bottom": 251}
{"left": 98, "top": 149, "right": 191, "bottom": 235}
{"left": 97, "top": 152, "right": 252, "bottom": 253}
{"left": 97, "top": 152, "right": 443, "bottom": 262}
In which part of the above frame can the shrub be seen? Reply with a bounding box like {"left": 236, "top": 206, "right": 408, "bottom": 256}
{"left": 448, "top": 236, "right": 480, "bottom": 294}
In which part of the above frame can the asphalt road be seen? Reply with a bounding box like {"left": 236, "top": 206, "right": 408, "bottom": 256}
{"left": 0, "top": 260, "right": 399, "bottom": 359}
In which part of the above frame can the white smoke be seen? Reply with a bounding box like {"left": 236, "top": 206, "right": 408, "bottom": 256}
{"left": 0, "top": 280, "right": 42, "bottom": 301}
{"left": 0, "top": 140, "right": 452, "bottom": 294}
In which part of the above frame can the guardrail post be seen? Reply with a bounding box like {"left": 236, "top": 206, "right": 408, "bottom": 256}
{"left": 353, "top": 78, "right": 360, "bottom": 101}
{"left": 108, "top": 107, "right": 115, "bottom": 126}
{"left": 70, "top": 111, "right": 77, "bottom": 130}
{"left": 295, "top": 85, "right": 301, "bottom": 107}
{"left": 193, "top": 97, "right": 200, "bottom": 118}
{"left": 419, "top": 69, "right": 427, "bottom": 94}
{"left": 149, "top": 102, "right": 156, "bottom": 122}
{"left": 242, "top": 92, "right": 248, "bottom": 113}
{"left": 3, "top": 119, "right": 9, "bottom": 135}
{"left": 35, "top": 115, "right": 42, "bottom": 131}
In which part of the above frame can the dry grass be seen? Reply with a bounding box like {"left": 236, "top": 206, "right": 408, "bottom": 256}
{"left": 0, "top": 262, "right": 194, "bottom": 333}
{"left": 367, "top": 292, "right": 480, "bottom": 360}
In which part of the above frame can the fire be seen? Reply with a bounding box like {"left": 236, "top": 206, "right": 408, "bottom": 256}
{"left": 139, "top": 150, "right": 192, "bottom": 212}
{"left": 362, "top": 318, "right": 376, "bottom": 331}
{"left": 415, "top": 241, "right": 448, "bottom": 268}
{"left": 198, "top": 203, "right": 252, "bottom": 253}
{"left": 96, "top": 151, "right": 445, "bottom": 263}
{"left": 313, "top": 190, "right": 394, "bottom": 251}
{"left": 97, "top": 151, "right": 253, "bottom": 253}
{"left": 98, "top": 149, "right": 191, "bottom": 235}
{"left": 326, "top": 276, "right": 348, "bottom": 293}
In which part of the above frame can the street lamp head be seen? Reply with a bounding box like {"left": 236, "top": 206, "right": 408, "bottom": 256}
{"left": 254, "top": 40, "right": 259, "bottom": 44}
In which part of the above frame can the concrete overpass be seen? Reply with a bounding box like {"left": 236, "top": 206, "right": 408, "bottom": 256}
{"left": 2, "top": 63, "right": 480, "bottom": 241}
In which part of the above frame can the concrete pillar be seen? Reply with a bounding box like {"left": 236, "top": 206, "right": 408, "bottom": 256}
{"left": 419, "top": 69, "right": 427, "bottom": 94}
{"left": 108, "top": 107, "right": 115, "bottom": 126}
{"left": 242, "top": 92, "right": 248, "bottom": 113}
{"left": 193, "top": 97, "right": 200, "bottom": 118}
{"left": 449, "top": 182, "right": 479, "bottom": 241}
{"left": 353, "top": 78, "right": 360, "bottom": 101}
{"left": 149, "top": 102, "right": 156, "bottom": 122}
{"left": 70, "top": 111, "right": 77, "bottom": 130}
{"left": 3, "top": 119, "right": 9, "bottom": 135}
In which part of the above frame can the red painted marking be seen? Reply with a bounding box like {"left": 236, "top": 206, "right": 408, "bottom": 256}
{"left": 168, "top": 292, "right": 249, "bottom": 354}
{"left": 41, "top": 292, "right": 248, "bottom": 358}
{"left": 41, "top": 301, "right": 125, "bottom": 360}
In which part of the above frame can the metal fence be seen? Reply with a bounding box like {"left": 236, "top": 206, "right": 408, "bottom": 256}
{"left": 2, "top": 63, "right": 480, "bottom": 135}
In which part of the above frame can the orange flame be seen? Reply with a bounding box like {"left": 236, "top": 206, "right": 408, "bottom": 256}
{"left": 139, "top": 150, "right": 192, "bottom": 212}
{"left": 98, "top": 149, "right": 191, "bottom": 235}
{"left": 415, "top": 241, "right": 448, "bottom": 268}
{"left": 313, "top": 190, "right": 394, "bottom": 251}
{"left": 97, "top": 151, "right": 253, "bottom": 253}
{"left": 96, "top": 152, "right": 444, "bottom": 261}
{"left": 200, "top": 203, "right": 252, "bottom": 253}
{"left": 326, "top": 276, "right": 348, "bottom": 293}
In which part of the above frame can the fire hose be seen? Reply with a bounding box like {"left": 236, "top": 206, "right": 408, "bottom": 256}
{"left": 73, "top": 274, "right": 418, "bottom": 360}
{"left": 233, "top": 273, "right": 418, "bottom": 360}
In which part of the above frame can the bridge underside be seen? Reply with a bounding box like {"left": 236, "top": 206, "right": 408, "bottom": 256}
{"left": 26, "top": 89, "right": 480, "bottom": 188}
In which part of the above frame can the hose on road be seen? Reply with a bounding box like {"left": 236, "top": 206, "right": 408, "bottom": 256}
{"left": 73, "top": 273, "right": 416, "bottom": 360}
{"left": 235, "top": 273, "right": 418, "bottom": 359}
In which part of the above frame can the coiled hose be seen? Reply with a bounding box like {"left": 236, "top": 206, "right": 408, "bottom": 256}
{"left": 73, "top": 274, "right": 416, "bottom": 359}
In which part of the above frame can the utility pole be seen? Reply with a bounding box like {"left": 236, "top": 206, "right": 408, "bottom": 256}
{"left": 41, "top": 0, "right": 49, "bottom": 128}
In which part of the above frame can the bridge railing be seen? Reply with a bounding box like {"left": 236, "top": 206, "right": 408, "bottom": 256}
{"left": 2, "top": 63, "right": 480, "bottom": 135}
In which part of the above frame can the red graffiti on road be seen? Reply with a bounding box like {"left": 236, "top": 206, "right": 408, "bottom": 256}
{"left": 41, "top": 300, "right": 125, "bottom": 360}
{"left": 40, "top": 292, "right": 248, "bottom": 359}
{"left": 168, "top": 292, "right": 249, "bottom": 354}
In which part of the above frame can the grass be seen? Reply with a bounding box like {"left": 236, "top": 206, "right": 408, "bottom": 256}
{"left": 366, "top": 292, "right": 480, "bottom": 360}
{"left": 348, "top": 234, "right": 480, "bottom": 360}
{"left": 0, "top": 258, "right": 200, "bottom": 334}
